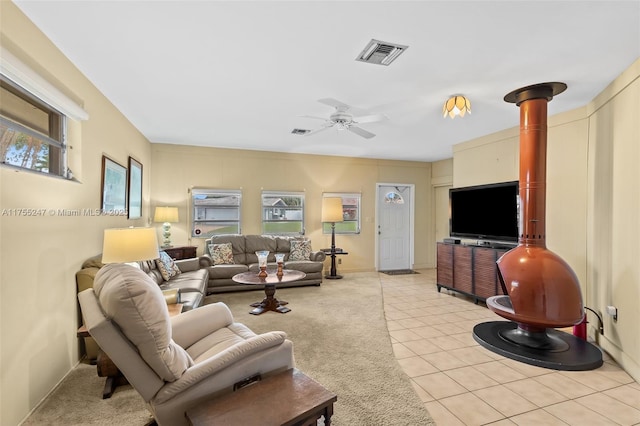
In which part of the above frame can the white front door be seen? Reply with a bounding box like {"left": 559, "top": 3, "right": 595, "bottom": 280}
{"left": 377, "top": 184, "right": 413, "bottom": 271}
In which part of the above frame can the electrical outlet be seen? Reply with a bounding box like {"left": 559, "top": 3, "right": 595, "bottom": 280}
{"left": 338, "top": 258, "right": 342, "bottom": 264}
{"left": 606, "top": 305, "right": 618, "bottom": 322}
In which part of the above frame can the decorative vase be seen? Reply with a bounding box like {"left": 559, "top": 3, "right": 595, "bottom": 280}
{"left": 256, "top": 250, "right": 269, "bottom": 278}
{"left": 275, "top": 253, "right": 285, "bottom": 278}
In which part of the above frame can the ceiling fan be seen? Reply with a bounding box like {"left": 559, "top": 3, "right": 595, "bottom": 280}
{"left": 299, "top": 98, "right": 387, "bottom": 139}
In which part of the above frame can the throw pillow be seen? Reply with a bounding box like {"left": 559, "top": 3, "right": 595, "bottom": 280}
{"left": 155, "top": 251, "right": 181, "bottom": 281}
{"left": 289, "top": 240, "right": 311, "bottom": 261}
{"left": 210, "top": 243, "right": 235, "bottom": 265}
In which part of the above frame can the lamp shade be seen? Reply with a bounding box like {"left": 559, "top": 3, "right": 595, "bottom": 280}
{"left": 322, "top": 197, "right": 344, "bottom": 223}
{"left": 153, "top": 206, "right": 179, "bottom": 223}
{"left": 102, "top": 227, "right": 159, "bottom": 263}
{"left": 443, "top": 95, "right": 471, "bottom": 119}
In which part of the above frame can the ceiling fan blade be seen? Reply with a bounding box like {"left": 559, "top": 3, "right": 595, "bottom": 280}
{"left": 353, "top": 113, "right": 388, "bottom": 124}
{"left": 348, "top": 126, "right": 376, "bottom": 139}
{"left": 317, "top": 98, "right": 351, "bottom": 110}
{"left": 306, "top": 124, "right": 334, "bottom": 136}
{"left": 299, "top": 115, "right": 329, "bottom": 121}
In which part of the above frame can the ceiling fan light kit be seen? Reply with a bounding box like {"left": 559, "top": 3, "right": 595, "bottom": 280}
{"left": 443, "top": 95, "right": 471, "bottom": 119}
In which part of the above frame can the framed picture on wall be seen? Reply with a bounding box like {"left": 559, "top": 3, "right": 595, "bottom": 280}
{"left": 127, "top": 156, "right": 143, "bottom": 219}
{"left": 101, "top": 156, "right": 127, "bottom": 212}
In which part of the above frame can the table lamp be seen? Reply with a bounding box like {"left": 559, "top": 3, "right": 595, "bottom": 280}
{"left": 154, "top": 206, "right": 179, "bottom": 248}
{"left": 322, "top": 197, "right": 344, "bottom": 279}
{"left": 101, "top": 227, "right": 160, "bottom": 264}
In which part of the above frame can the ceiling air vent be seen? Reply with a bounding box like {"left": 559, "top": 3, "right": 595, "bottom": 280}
{"left": 355, "top": 39, "right": 408, "bottom": 66}
{"left": 291, "top": 128, "right": 310, "bottom": 135}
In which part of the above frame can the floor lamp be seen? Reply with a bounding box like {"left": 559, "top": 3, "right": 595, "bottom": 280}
{"left": 322, "top": 197, "right": 344, "bottom": 279}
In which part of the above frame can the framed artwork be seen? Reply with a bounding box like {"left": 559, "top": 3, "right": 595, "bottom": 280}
{"left": 101, "top": 156, "right": 127, "bottom": 212}
{"left": 127, "top": 156, "right": 143, "bottom": 219}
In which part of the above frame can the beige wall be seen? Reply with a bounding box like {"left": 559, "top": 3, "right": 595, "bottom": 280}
{"left": 586, "top": 59, "right": 640, "bottom": 381}
{"left": 150, "top": 144, "right": 435, "bottom": 272}
{"left": 431, "top": 159, "right": 453, "bottom": 263}
{"left": 452, "top": 127, "right": 519, "bottom": 188}
{"left": 1, "top": 3, "right": 152, "bottom": 425}
{"left": 451, "top": 59, "right": 640, "bottom": 381}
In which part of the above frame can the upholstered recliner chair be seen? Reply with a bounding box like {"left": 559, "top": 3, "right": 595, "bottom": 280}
{"left": 78, "top": 263, "right": 295, "bottom": 426}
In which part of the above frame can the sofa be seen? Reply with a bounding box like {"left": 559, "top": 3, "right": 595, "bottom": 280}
{"left": 76, "top": 252, "right": 209, "bottom": 359}
{"left": 200, "top": 235, "right": 326, "bottom": 294}
{"left": 77, "top": 253, "right": 209, "bottom": 310}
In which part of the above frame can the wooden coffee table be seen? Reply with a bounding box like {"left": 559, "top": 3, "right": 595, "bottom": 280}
{"left": 232, "top": 269, "right": 305, "bottom": 315}
{"left": 186, "top": 368, "right": 337, "bottom": 426}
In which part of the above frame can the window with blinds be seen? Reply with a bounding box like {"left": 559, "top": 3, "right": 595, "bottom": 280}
{"left": 191, "top": 188, "right": 242, "bottom": 238}
{"left": 0, "top": 77, "right": 66, "bottom": 177}
{"left": 262, "top": 191, "right": 305, "bottom": 235}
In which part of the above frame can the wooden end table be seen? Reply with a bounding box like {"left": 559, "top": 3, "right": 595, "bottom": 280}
{"left": 186, "top": 368, "right": 337, "bottom": 426}
{"left": 161, "top": 245, "right": 197, "bottom": 260}
{"left": 232, "top": 269, "right": 305, "bottom": 315}
{"left": 321, "top": 249, "right": 349, "bottom": 279}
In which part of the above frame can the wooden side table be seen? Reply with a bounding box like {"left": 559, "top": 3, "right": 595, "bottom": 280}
{"left": 161, "top": 245, "right": 197, "bottom": 260}
{"left": 186, "top": 368, "right": 337, "bottom": 426}
{"left": 321, "top": 249, "right": 349, "bottom": 279}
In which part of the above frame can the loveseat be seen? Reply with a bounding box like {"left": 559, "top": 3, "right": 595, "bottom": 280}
{"left": 200, "top": 235, "right": 326, "bottom": 294}
{"left": 76, "top": 252, "right": 209, "bottom": 359}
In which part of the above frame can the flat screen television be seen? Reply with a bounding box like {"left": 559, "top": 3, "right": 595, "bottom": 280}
{"left": 449, "top": 181, "right": 519, "bottom": 243}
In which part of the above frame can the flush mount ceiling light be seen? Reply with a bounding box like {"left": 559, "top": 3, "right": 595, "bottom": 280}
{"left": 443, "top": 95, "right": 471, "bottom": 119}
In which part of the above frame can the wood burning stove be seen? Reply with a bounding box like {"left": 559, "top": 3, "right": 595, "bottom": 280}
{"left": 473, "top": 82, "right": 603, "bottom": 371}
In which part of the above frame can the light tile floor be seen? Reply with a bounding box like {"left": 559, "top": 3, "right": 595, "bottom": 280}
{"left": 380, "top": 269, "right": 640, "bottom": 426}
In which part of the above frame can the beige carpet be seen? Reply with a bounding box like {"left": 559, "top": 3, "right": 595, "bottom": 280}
{"left": 21, "top": 362, "right": 152, "bottom": 426}
{"left": 23, "top": 272, "right": 434, "bottom": 425}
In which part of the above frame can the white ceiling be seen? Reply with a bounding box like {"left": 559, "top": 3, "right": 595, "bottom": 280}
{"left": 13, "top": 1, "right": 640, "bottom": 162}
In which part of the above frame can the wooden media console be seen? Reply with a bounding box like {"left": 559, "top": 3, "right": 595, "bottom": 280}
{"left": 436, "top": 242, "right": 514, "bottom": 303}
